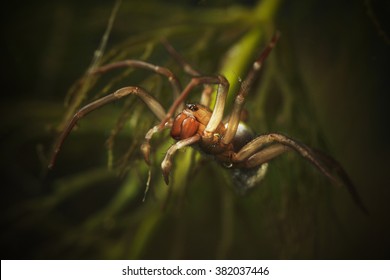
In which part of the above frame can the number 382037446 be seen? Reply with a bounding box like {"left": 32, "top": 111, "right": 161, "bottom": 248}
{"left": 215, "top": 266, "right": 269, "bottom": 276}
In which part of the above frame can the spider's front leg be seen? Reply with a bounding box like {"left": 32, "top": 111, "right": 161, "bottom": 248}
{"left": 49, "top": 57, "right": 189, "bottom": 169}
{"left": 161, "top": 135, "right": 201, "bottom": 184}
{"left": 161, "top": 39, "right": 215, "bottom": 107}
{"left": 48, "top": 86, "right": 167, "bottom": 169}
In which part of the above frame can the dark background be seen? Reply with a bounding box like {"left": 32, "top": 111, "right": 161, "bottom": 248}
{"left": 1, "top": 0, "right": 390, "bottom": 259}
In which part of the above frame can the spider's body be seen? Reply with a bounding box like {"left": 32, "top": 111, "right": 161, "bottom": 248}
{"left": 171, "top": 103, "right": 230, "bottom": 154}
{"left": 49, "top": 32, "right": 367, "bottom": 212}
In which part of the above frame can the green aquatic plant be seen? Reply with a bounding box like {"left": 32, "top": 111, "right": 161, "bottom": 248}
{"left": 3, "top": 0, "right": 379, "bottom": 260}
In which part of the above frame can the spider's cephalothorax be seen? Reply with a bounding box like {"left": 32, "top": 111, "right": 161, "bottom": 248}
{"left": 171, "top": 104, "right": 228, "bottom": 153}
{"left": 48, "top": 32, "right": 367, "bottom": 213}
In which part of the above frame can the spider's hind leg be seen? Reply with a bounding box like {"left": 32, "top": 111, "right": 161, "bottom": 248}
{"left": 231, "top": 132, "right": 367, "bottom": 213}
{"left": 228, "top": 143, "right": 287, "bottom": 193}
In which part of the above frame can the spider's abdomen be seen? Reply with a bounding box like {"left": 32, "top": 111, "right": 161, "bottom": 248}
{"left": 230, "top": 122, "right": 255, "bottom": 151}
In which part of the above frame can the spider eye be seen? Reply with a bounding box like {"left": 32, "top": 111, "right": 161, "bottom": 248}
{"left": 186, "top": 104, "right": 198, "bottom": 111}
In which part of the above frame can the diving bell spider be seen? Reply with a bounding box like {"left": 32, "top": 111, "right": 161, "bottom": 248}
{"left": 48, "top": 32, "right": 367, "bottom": 212}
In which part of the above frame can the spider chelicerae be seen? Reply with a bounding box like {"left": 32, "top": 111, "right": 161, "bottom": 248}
{"left": 48, "top": 32, "right": 366, "bottom": 213}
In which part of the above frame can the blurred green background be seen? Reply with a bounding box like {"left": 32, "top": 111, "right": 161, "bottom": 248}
{"left": 1, "top": 0, "right": 389, "bottom": 259}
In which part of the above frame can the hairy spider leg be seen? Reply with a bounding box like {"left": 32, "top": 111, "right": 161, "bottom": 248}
{"left": 232, "top": 133, "right": 367, "bottom": 213}
{"left": 223, "top": 31, "right": 280, "bottom": 145}
{"left": 48, "top": 87, "right": 166, "bottom": 169}
{"left": 94, "top": 60, "right": 186, "bottom": 164}
{"left": 91, "top": 60, "right": 182, "bottom": 101}
{"left": 309, "top": 147, "right": 368, "bottom": 213}
{"left": 161, "top": 135, "right": 201, "bottom": 184}
{"left": 161, "top": 39, "right": 214, "bottom": 107}
{"left": 49, "top": 58, "right": 187, "bottom": 168}
{"left": 140, "top": 123, "right": 172, "bottom": 165}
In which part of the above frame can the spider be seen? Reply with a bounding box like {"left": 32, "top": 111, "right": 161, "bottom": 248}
{"left": 48, "top": 32, "right": 367, "bottom": 213}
